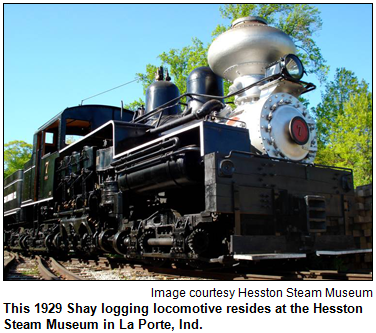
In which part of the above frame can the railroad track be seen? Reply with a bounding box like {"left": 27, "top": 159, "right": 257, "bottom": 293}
{"left": 142, "top": 267, "right": 373, "bottom": 281}
{"left": 40, "top": 257, "right": 85, "bottom": 281}
{"left": 4, "top": 251, "right": 17, "bottom": 278}
{"left": 280, "top": 270, "right": 373, "bottom": 281}
{"left": 113, "top": 260, "right": 373, "bottom": 281}
{"left": 4, "top": 251, "right": 16, "bottom": 273}
{"left": 35, "top": 256, "right": 59, "bottom": 280}
{"left": 4, "top": 252, "right": 84, "bottom": 281}
{"left": 4, "top": 253, "right": 373, "bottom": 281}
{"left": 4, "top": 252, "right": 41, "bottom": 280}
{"left": 125, "top": 264, "right": 281, "bottom": 281}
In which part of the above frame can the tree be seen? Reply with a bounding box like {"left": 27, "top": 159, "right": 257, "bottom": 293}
{"left": 215, "top": 4, "right": 328, "bottom": 83}
{"left": 135, "top": 38, "right": 208, "bottom": 100}
{"left": 133, "top": 4, "right": 327, "bottom": 107}
{"left": 314, "top": 68, "right": 367, "bottom": 147}
{"left": 314, "top": 70, "right": 372, "bottom": 186}
{"left": 4, "top": 140, "right": 33, "bottom": 179}
{"left": 123, "top": 97, "right": 147, "bottom": 117}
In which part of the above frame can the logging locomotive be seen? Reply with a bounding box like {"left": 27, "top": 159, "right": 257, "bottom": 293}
{"left": 4, "top": 17, "right": 367, "bottom": 266}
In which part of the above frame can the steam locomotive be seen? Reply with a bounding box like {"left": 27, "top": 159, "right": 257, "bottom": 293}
{"left": 4, "top": 17, "right": 367, "bottom": 266}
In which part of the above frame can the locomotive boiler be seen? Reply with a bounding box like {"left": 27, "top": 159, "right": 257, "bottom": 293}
{"left": 4, "top": 17, "right": 368, "bottom": 266}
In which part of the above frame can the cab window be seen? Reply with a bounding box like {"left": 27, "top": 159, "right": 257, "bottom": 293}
{"left": 40, "top": 120, "right": 59, "bottom": 156}
{"left": 65, "top": 119, "right": 91, "bottom": 145}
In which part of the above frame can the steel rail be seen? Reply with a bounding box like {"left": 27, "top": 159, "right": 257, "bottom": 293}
{"left": 50, "top": 258, "right": 84, "bottom": 281}
{"left": 36, "top": 256, "right": 59, "bottom": 281}
{"left": 4, "top": 252, "right": 16, "bottom": 278}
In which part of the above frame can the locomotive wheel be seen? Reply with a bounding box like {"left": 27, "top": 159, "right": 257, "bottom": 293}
{"left": 93, "top": 231, "right": 100, "bottom": 250}
{"left": 187, "top": 228, "right": 209, "bottom": 255}
{"left": 19, "top": 235, "right": 29, "bottom": 250}
{"left": 80, "top": 233, "right": 95, "bottom": 255}
{"left": 139, "top": 230, "right": 155, "bottom": 254}
{"left": 52, "top": 233, "right": 67, "bottom": 252}
{"left": 112, "top": 231, "right": 130, "bottom": 255}
{"left": 44, "top": 234, "right": 55, "bottom": 252}
{"left": 98, "top": 229, "right": 116, "bottom": 253}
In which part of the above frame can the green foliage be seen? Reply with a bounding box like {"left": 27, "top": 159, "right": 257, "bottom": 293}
{"left": 314, "top": 69, "right": 372, "bottom": 186}
{"left": 4, "top": 140, "right": 33, "bottom": 179}
{"left": 133, "top": 4, "right": 326, "bottom": 106}
{"left": 124, "top": 97, "right": 145, "bottom": 111}
{"left": 136, "top": 64, "right": 160, "bottom": 94}
{"left": 135, "top": 38, "right": 208, "bottom": 103}
{"left": 159, "top": 38, "right": 208, "bottom": 96}
{"left": 217, "top": 4, "right": 328, "bottom": 83}
{"left": 314, "top": 68, "right": 367, "bottom": 146}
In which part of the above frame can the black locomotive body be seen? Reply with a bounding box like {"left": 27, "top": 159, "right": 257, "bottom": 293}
{"left": 4, "top": 16, "right": 368, "bottom": 266}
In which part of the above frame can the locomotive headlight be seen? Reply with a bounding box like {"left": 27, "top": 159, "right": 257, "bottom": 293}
{"left": 265, "top": 54, "right": 305, "bottom": 81}
{"left": 282, "top": 54, "right": 304, "bottom": 80}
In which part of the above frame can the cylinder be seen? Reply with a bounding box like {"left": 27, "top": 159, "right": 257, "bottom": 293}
{"left": 186, "top": 67, "right": 224, "bottom": 113}
{"left": 145, "top": 81, "right": 181, "bottom": 117}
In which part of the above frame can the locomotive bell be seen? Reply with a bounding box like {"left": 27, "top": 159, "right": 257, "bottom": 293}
{"left": 208, "top": 16, "right": 296, "bottom": 81}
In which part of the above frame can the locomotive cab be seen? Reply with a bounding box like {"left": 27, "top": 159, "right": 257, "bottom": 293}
{"left": 5, "top": 105, "right": 133, "bottom": 218}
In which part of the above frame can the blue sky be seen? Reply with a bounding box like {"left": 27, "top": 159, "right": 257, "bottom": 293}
{"left": 4, "top": 4, "right": 372, "bottom": 144}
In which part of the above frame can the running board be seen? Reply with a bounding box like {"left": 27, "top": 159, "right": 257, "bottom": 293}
{"left": 316, "top": 249, "right": 372, "bottom": 256}
{"left": 233, "top": 253, "right": 307, "bottom": 261}
{"left": 215, "top": 249, "right": 372, "bottom": 262}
